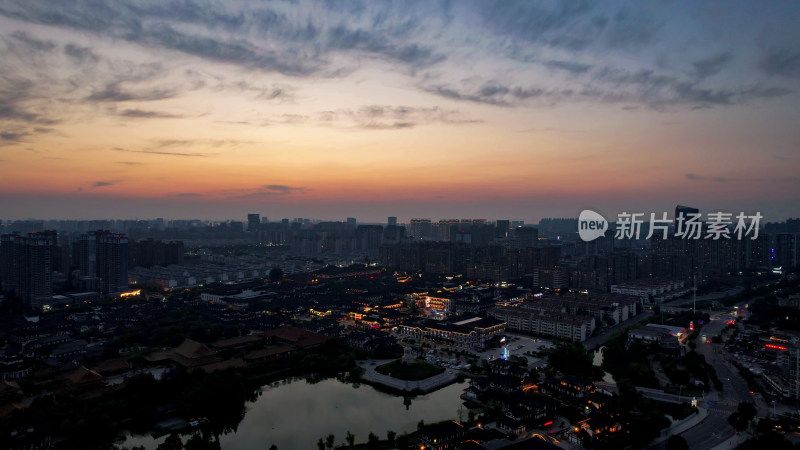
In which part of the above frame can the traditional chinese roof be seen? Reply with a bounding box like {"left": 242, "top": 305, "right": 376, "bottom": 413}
{"left": 174, "top": 339, "right": 218, "bottom": 360}
{"left": 64, "top": 366, "right": 103, "bottom": 385}
{"left": 263, "top": 326, "right": 327, "bottom": 348}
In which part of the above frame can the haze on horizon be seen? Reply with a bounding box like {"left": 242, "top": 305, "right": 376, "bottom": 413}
{"left": 1, "top": 1, "right": 799, "bottom": 223}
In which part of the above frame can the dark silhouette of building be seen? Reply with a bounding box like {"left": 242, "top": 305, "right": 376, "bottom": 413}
{"left": 0, "top": 231, "right": 53, "bottom": 307}
{"left": 97, "top": 232, "right": 128, "bottom": 295}
{"left": 130, "top": 239, "right": 184, "bottom": 268}
{"left": 73, "top": 230, "right": 129, "bottom": 295}
{"left": 247, "top": 214, "right": 260, "bottom": 232}
{"left": 496, "top": 219, "right": 510, "bottom": 238}
{"left": 230, "top": 221, "right": 244, "bottom": 233}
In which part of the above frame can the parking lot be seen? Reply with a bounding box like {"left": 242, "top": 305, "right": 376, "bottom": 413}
{"left": 475, "top": 332, "right": 554, "bottom": 369}
{"left": 392, "top": 329, "right": 554, "bottom": 371}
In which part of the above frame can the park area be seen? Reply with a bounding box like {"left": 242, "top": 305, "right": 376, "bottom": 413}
{"left": 375, "top": 359, "right": 444, "bottom": 381}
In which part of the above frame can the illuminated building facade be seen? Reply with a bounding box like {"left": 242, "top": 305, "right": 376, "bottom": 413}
{"left": 399, "top": 316, "right": 506, "bottom": 349}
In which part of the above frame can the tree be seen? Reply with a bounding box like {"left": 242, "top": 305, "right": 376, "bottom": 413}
{"left": 665, "top": 434, "right": 689, "bottom": 450}
{"left": 738, "top": 401, "right": 757, "bottom": 422}
{"left": 387, "top": 430, "right": 396, "bottom": 443}
{"left": 548, "top": 341, "right": 601, "bottom": 379}
{"left": 269, "top": 267, "right": 284, "bottom": 283}
{"left": 185, "top": 434, "right": 220, "bottom": 450}
{"left": 738, "top": 431, "right": 796, "bottom": 450}
{"left": 368, "top": 432, "right": 379, "bottom": 445}
{"left": 269, "top": 446, "right": 277, "bottom": 450}
{"left": 346, "top": 431, "right": 355, "bottom": 448}
{"left": 317, "top": 439, "right": 325, "bottom": 450}
{"left": 728, "top": 401, "right": 757, "bottom": 431}
{"left": 417, "top": 420, "right": 425, "bottom": 431}
{"left": 157, "top": 434, "right": 183, "bottom": 450}
{"left": 325, "top": 434, "right": 335, "bottom": 450}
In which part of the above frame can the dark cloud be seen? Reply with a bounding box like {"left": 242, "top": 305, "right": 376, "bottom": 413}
{"left": 477, "top": 0, "right": 596, "bottom": 51}
{"left": 0, "top": 1, "right": 796, "bottom": 119}
{"left": 263, "top": 185, "right": 304, "bottom": 194}
{"left": 302, "top": 105, "right": 479, "bottom": 129}
{"left": 693, "top": 52, "right": 733, "bottom": 79}
{"left": 153, "top": 139, "right": 193, "bottom": 148}
{"left": 10, "top": 30, "right": 56, "bottom": 52}
{"left": 359, "top": 121, "right": 416, "bottom": 130}
{"left": 172, "top": 192, "right": 203, "bottom": 197}
{"left": 63, "top": 43, "right": 99, "bottom": 63}
{"left": 275, "top": 114, "right": 309, "bottom": 125}
{"left": 92, "top": 181, "right": 113, "bottom": 187}
{"left": 86, "top": 83, "right": 177, "bottom": 102}
{"left": 425, "top": 70, "right": 791, "bottom": 110}
{"left": 0, "top": 78, "right": 42, "bottom": 123}
{"left": 0, "top": 125, "right": 54, "bottom": 145}
{"left": 0, "top": 131, "right": 28, "bottom": 142}
{"left": 0, "top": 1, "right": 446, "bottom": 79}
{"left": 760, "top": 48, "right": 800, "bottom": 78}
{"left": 151, "top": 138, "right": 251, "bottom": 148}
{"left": 423, "top": 84, "right": 510, "bottom": 106}
{"left": 325, "top": 25, "right": 444, "bottom": 68}
{"left": 423, "top": 82, "right": 567, "bottom": 107}
{"left": 0, "top": 100, "right": 38, "bottom": 122}
{"left": 210, "top": 81, "right": 295, "bottom": 102}
{"left": 118, "top": 109, "right": 182, "bottom": 119}
{"left": 604, "top": 7, "right": 663, "bottom": 50}
{"left": 144, "top": 23, "right": 322, "bottom": 76}
{"left": 591, "top": 67, "right": 791, "bottom": 109}
{"left": 544, "top": 59, "right": 592, "bottom": 74}
{"left": 232, "top": 184, "right": 306, "bottom": 199}
{"left": 116, "top": 161, "right": 143, "bottom": 166}
{"left": 112, "top": 147, "right": 208, "bottom": 158}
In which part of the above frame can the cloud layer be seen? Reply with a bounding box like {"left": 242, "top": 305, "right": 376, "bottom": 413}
{"left": 0, "top": 1, "right": 798, "bottom": 220}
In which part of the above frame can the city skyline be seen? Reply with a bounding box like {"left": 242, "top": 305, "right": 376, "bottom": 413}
{"left": 1, "top": 1, "right": 800, "bottom": 221}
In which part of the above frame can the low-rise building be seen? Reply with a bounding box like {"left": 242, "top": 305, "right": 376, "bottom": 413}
{"left": 491, "top": 304, "right": 594, "bottom": 342}
{"left": 398, "top": 316, "right": 506, "bottom": 349}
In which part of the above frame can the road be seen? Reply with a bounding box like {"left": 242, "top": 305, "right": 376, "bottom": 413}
{"left": 660, "top": 286, "right": 744, "bottom": 309}
{"left": 595, "top": 382, "right": 701, "bottom": 405}
{"left": 582, "top": 310, "right": 653, "bottom": 351}
{"left": 650, "top": 311, "right": 757, "bottom": 450}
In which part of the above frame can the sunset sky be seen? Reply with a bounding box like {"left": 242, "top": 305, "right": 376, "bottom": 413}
{"left": 1, "top": 1, "right": 799, "bottom": 222}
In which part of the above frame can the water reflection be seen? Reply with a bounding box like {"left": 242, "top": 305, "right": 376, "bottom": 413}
{"left": 124, "top": 377, "right": 467, "bottom": 450}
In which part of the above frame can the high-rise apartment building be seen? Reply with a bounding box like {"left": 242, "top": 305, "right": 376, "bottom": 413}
{"left": 75, "top": 231, "right": 97, "bottom": 277}
{"left": 97, "top": 231, "right": 128, "bottom": 295}
{"left": 772, "top": 233, "right": 797, "bottom": 268}
{"left": 409, "top": 219, "right": 432, "bottom": 240}
{"left": 74, "top": 230, "right": 129, "bottom": 295}
{"left": 496, "top": 219, "right": 510, "bottom": 238}
{"left": 0, "top": 232, "right": 53, "bottom": 307}
{"left": 247, "top": 214, "right": 260, "bottom": 232}
{"left": 776, "top": 346, "right": 800, "bottom": 400}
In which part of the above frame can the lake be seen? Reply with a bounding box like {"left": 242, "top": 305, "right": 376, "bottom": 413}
{"left": 122, "top": 377, "right": 468, "bottom": 449}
